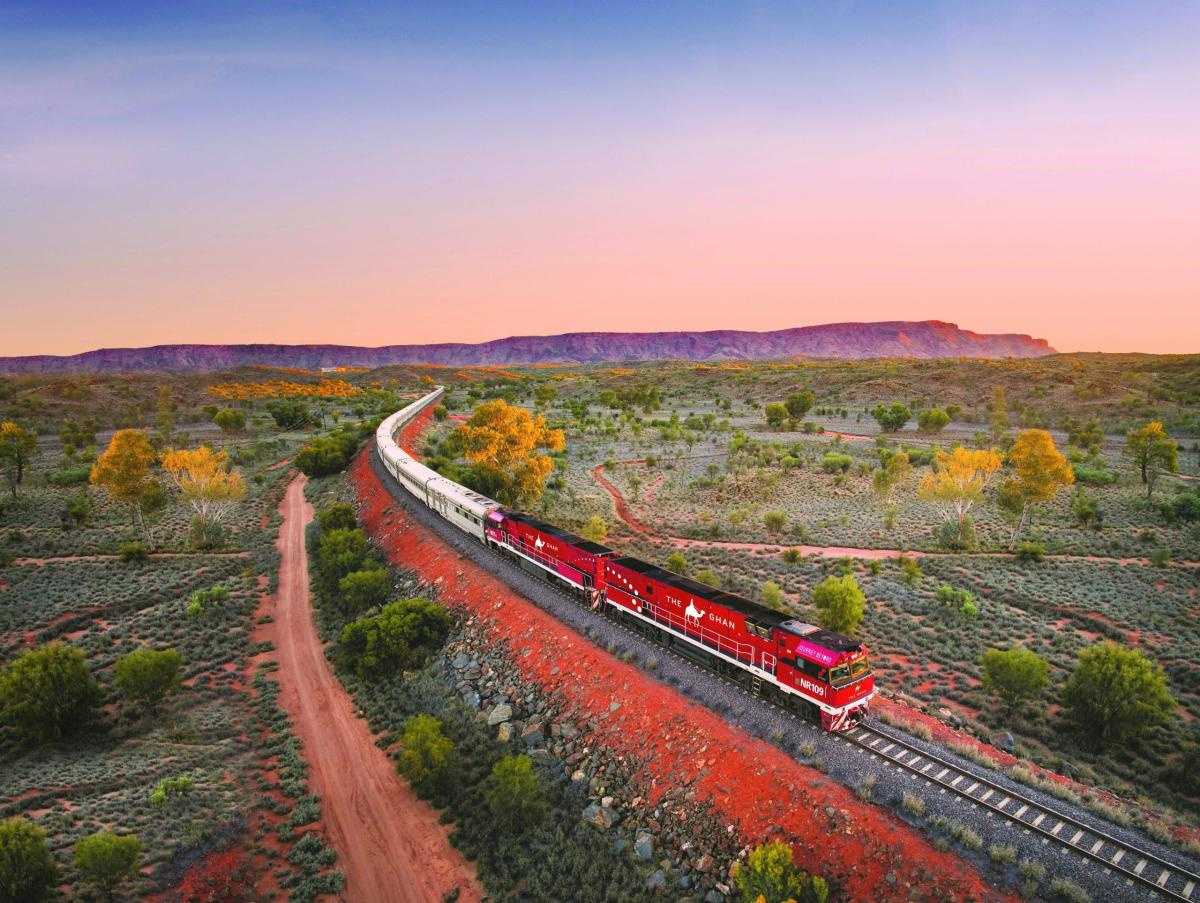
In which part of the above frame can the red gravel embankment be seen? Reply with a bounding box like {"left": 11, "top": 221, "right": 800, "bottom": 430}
{"left": 350, "top": 449, "right": 1014, "bottom": 902}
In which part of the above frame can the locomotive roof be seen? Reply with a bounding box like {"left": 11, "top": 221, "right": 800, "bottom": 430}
{"left": 608, "top": 556, "right": 792, "bottom": 627}
{"left": 502, "top": 510, "right": 612, "bottom": 555}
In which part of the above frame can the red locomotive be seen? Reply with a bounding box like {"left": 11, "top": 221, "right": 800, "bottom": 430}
{"left": 485, "top": 509, "right": 873, "bottom": 731}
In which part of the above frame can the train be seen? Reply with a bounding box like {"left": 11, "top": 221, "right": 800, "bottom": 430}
{"left": 376, "top": 387, "right": 874, "bottom": 731}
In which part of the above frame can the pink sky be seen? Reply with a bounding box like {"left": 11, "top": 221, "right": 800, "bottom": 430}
{"left": 2, "top": 4, "right": 1198, "bottom": 356}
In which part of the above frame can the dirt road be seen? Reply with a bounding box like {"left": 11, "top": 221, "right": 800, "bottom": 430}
{"left": 270, "top": 474, "right": 482, "bottom": 903}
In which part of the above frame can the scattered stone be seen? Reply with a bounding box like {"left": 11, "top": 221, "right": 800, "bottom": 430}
{"left": 583, "top": 802, "right": 620, "bottom": 830}
{"left": 991, "top": 731, "right": 1016, "bottom": 753}
{"left": 635, "top": 830, "right": 655, "bottom": 860}
{"left": 487, "top": 703, "right": 512, "bottom": 726}
{"left": 497, "top": 722, "right": 513, "bottom": 742}
{"left": 646, "top": 870, "right": 667, "bottom": 893}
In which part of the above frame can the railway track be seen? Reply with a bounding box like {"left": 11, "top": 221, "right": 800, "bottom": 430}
{"left": 841, "top": 721, "right": 1200, "bottom": 901}
{"left": 481, "top": 528, "right": 1200, "bottom": 902}
{"left": 371, "top": 446, "right": 1200, "bottom": 902}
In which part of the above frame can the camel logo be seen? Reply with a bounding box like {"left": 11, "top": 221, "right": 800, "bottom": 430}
{"left": 534, "top": 537, "right": 546, "bottom": 552}
{"left": 685, "top": 602, "right": 705, "bottom": 626}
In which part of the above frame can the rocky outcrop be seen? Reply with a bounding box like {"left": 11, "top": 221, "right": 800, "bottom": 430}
{"left": 438, "top": 617, "right": 746, "bottom": 900}
{"left": 0, "top": 321, "right": 1055, "bottom": 373}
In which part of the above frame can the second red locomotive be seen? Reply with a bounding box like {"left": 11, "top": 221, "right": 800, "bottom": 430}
{"left": 485, "top": 508, "right": 873, "bottom": 731}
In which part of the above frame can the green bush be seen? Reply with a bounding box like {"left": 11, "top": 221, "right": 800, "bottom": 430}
{"left": 1072, "top": 466, "right": 1116, "bottom": 486}
{"left": 318, "top": 502, "right": 357, "bottom": 533}
{"left": 74, "top": 831, "right": 142, "bottom": 896}
{"left": 0, "top": 817, "right": 58, "bottom": 903}
{"left": 114, "top": 647, "right": 183, "bottom": 711}
{"left": 812, "top": 574, "right": 865, "bottom": 635}
{"left": 485, "top": 754, "right": 548, "bottom": 833}
{"left": 820, "top": 453, "right": 853, "bottom": 474}
{"left": 1062, "top": 641, "right": 1175, "bottom": 745}
{"left": 871, "top": 402, "right": 912, "bottom": 433}
{"left": 981, "top": 647, "right": 1049, "bottom": 706}
{"left": 732, "top": 840, "right": 828, "bottom": 903}
{"left": 213, "top": 408, "right": 246, "bottom": 433}
{"left": 1015, "top": 540, "right": 1045, "bottom": 562}
{"left": 664, "top": 551, "right": 687, "bottom": 574}
{"left": 45, "top": 466, "right": 92, "bottom": 486}
{"left": 337, "top": 598, "right": 452, "bottom": 679}
{"left": 397, "top": 714, "right": 456, "bottom": 799}
{"left": 337, "top": 568, "right": 391, "bottom": 615}
{"left": 119, "top": 540, "right": 148, "bottom": 562}
{"left": 0, "top": 641, "right": 101, "bottom": 743}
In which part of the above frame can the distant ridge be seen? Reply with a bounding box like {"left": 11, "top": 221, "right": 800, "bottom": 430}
{"left": 0, "top": 321, "right": 1054, "bottom": 374}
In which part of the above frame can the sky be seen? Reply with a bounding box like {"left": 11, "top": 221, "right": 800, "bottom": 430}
{"left": 2, "top": 1, "right": 1198, "bottom": 356}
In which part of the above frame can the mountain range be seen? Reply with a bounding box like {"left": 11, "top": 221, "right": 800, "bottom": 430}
{"left": 0, "top": 321, "right": 1055, "bottom": 374}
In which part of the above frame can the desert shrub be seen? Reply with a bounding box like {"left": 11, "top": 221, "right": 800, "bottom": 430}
{"left": 871, "top": 402, "right": 911, "bottom": 433}
{"left": 337, "top": 598, "right": 452, "bottom": 679}
{"left": 856, "top": 774, "right": 876, "bottom": 801}
{"left": 732, "top": 840, "right": 829, "bottom": 903}
{"left": 337, "top": 568, "right": 391, "bottom": 615}
{"left": 812, "top": 574, "right": 865, "bottom": 635}
{"left": 186, "top": 584, "right": 229, "bottom": 618}
{"left": 929, "top": 815, "right": 982, "bottom": 850}
{"left": 917, "top": 408, "right": 950, "bottom": 432}
{"left": 295, "top": 430, "right": 359, "bottom": 477}
{"left": 46, "top": 466, "right": 92, "bottom": 486}
{"left": 664, "top": 551, "right": 687, "bottom": 574}
{"left": 213, "top": 409, "right": 246, "bottom": 432}
{"left": 899, "top": 555, "right": 922, "bottom": 586}
{"left": 150, "top": 775, "right": 195, "bottom": 807}
{"left": 314, "top": 528, "right": 372, "bottom": 595}
{"left": 781, "top": 548, "right": 802, "bottom": 564}
{"left": 1062, "top": 641, "right": 1175, "bottom": 745}
{"left": 763, "top": 509, "right": 787, "bottom": 533}
{"left": 988, "top": 843, "right": 1017, "bottom": 865}
{"left": 981, "top": 647, "right": 1049, "bottom": 706}
{"left": 0, "top": 641, "right": 101, "bottom": 743}
{"left": 1159, "top": 488, "right": 1200, "bottom": 523}
{"left": 486, "top": 754, "right": 548, "bottom": 834}
{"left": 74, "top": 831, "right": 142, "bottom": 896}
{"left": 935, "top": 584, "right": 972, "bottom": 608}
{"left": 397, "top": 714, "right": 457, "bottom": 799}
{"left": 1049, "top": 877, "right": 1090, "bottom": 903}
{"left": 760, "top": 580, "right": 785, "bottom": 611}
{"left": 266, "top": 400, "right": 311, "bottom": 429}
{"left": 1072, "top": 466, "right": 1115, "bottom": 486}
{"left": 0, "top": 817, "right": 58, "bottom": 903}
{"left": 581, "top": 515, "right": 608, "bottom": 543}
{"left": 114, "top": 647, "right": 183, "bottom": 711}
{"left": 820, "top": 453, "right": 853, "bottom": 474}
{"left": 318, "top": 502, "right": 357, "bottom": 532}
{"left": 901, "top": 794, "right": 925, "bottom": 816}
{"left": 935, "top": 517, "right": 978, "bottom": 551}
{"left": 118, "top": 540, "right": 148, "bottom": 562}
{"left": 1015, "top": 540, "right": 1045, "bottom": 562}
{"left": 1150, "top": 547, "right": 1172, "bottom": 567}
{"left": 693, "top": 568, "right": 722, "bottom": 588}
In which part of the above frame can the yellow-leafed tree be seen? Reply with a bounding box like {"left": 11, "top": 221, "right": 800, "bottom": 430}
{"left": 917, "top": 446, "right": 1002, "bottom": 549}
{"left": 90, "top": 430, "right": 166, "bottom": 544}
{"left": 998, "top": 429, "right": 1074, "bottom": 546}
{"left": 160, "top": 447, "right": 246, "bottom": 544}
{"left": 447, "top": 399, "right": 565, "bottom": 507}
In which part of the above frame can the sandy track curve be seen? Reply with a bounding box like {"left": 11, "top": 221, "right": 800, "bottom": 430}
{"left": 270, "top": 474, "right": 482, "bottom": 903}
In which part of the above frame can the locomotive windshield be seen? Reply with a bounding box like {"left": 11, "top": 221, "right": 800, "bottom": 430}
{"left": 829, "top": 657, "right": 871, "bottom": 688}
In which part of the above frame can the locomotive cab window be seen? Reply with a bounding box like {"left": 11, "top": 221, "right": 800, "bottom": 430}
{"left": 745, "top": 620, "right": 771, "bottom": 640}
{"left": 830, "top": 658, "right": 871, "bottom": 687}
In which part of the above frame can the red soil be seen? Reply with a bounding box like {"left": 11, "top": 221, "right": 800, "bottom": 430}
{"left": 262, "top": 474, "right": 482, "bottom": 903}
{"left": 351, "top": 450, "right": 1015, "bottom": 902}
